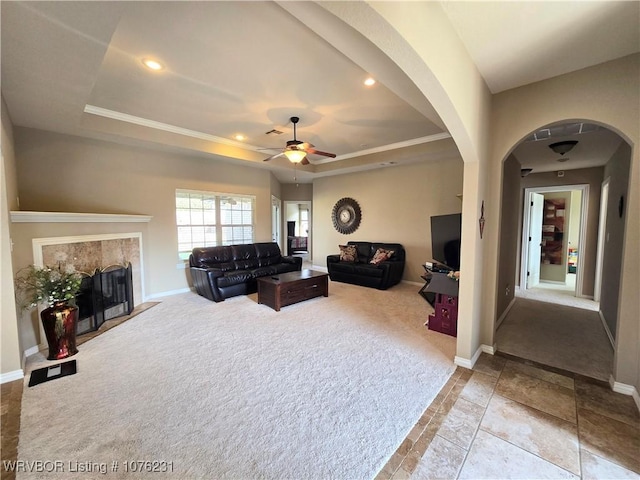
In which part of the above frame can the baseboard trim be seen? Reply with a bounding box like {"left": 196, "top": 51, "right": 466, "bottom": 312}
{"left": 312, "top": 264, "right": 328, "bottom": 272}
{"left": 454, "top": 344, "right": 485, "bottom": 369}
{"left": 145, "top": 287, "right": 192, "bottom": 300}
{"left": 496, "top": 298, "right": 516, "bottom": 330}
{"left": 481, "top": 343, "right": 497, "bottom": 355}
{"left": 1, "top": 369, "right": 24, "bottom": 384}
{"left": 609, "top": 375, "right": 640, "bottom": 412}
{"left": 598, "top": 311, "right": 615, "bottom": 349}
{"left": 21, "top": 345, "right": 41, "bottom": 370}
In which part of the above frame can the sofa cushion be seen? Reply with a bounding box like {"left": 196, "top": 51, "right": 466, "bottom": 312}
{"left": 190, "top": 246, "right": 232, "bottom": 268}
{"left": 251, "top": 266, "right": 279, "bottom": 278}
{"left": 217, "top": 270, "right": 254, "bottom": 288}
{"left": 330, "top": 262, "right": 356, "bottom": 274}
{"left": 347, "top": 242, "right": 373, "bottom": 263}
{"left": 354, "top": 264, "right": 384, "bottom": 278}
{"left": 231, "top": 244, "right": 259, "bottom": 270}
{"left": 272, "top": 263, "right": 300, "bottom": 274}
{"left": 370, "top": 247, "right": 394, "bottom": 265}
{"left": 254, "top": 242, "right": 283, "bottom": 267}
{"left": 339, "top": 244, "right": 358, "bottom": 262}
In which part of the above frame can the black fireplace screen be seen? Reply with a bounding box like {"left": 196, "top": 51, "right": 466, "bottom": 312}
{"left": 75, "top": 263, "right": 134, "bottom": 336}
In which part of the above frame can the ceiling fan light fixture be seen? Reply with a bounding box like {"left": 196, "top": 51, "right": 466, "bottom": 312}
{"left": 142, "top": 58, "right": 163, "bottom": 71}
{"left": 548, "top": 140, "right": 578, "bottom": 155}
{"left": 284, "top": 149, "right": 307, "bottom": 163}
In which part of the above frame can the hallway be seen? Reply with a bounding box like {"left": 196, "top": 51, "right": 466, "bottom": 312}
{"left": 496, "top": 293, "right": 612, "bottom": 381}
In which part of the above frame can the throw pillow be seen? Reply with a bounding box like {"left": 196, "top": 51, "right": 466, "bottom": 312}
{"left": 339, "top": 244, "right": 358, "bottom": 262}
{"left": 370, "top": 248, "right": 394, "bottom": 265}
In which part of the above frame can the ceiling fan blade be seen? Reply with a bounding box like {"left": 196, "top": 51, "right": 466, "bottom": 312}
{"left": 305, "top": 147, "right": 336, "bottom": 158}
{"left": 263, "top": 152, "right": 284, "bottom": 162}
{"left": 301, "top": 157, "right": 310, "bottom": 166}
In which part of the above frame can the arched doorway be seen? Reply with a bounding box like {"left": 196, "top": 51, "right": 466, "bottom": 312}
{"left": 494, "top": 120, "right": 632, "bottom": 381}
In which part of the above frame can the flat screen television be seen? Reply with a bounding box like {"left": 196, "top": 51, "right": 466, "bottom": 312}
{"left": 430, "top": 213, "right": 462, "bottom": 271}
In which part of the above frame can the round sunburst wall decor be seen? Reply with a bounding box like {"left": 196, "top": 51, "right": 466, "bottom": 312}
{"left": 331, "top": 197, "right": 362, "bottom": 234}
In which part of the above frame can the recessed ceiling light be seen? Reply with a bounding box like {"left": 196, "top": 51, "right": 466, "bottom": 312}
{"left": 234, "top": 134, "right": 246, "bottom": 141}
{"left": 364, "top": 77, "right": 376, "bottom": 87}
{"left": 142, "top": 58, "right": 163, "bottom": 71}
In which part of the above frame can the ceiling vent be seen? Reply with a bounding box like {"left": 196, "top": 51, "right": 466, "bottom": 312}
{"left": 525, "top": 123, "right": 601, "bottom": 142}
{"left": 265, "top": 129, "right": 284, "bottom": 135}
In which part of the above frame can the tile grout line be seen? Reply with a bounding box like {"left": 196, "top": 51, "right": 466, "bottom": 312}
{"left": 575, "top": 377, "right": 584, "bottom": 479}
{"left": 475, "top": 362, "right": 583, "bottom": 478}
{"left": 386, "top": 367, "right": 470, "bottom": 479}
{"left": 454, "top": 363, "right": 503, "bottom": 479}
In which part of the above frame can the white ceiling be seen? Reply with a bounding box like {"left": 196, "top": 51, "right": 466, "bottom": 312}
{"left": 2, "top": 1, "right": 638, "bottom": 183}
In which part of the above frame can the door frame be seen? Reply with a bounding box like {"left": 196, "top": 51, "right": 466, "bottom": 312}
{"left": 271, "top": 195, "right": 282, "bottom": 251}
{"left": 284, "top": 200, "right": 312, "bottom": 258}
{"left": 527, "top": 192, "right": 544, "bottom": 288}
{"left": 593, "top": 177, "right": 610, "bottom": 302}
{"left": 520, "top": 184, "right": 589, "bottom": 297}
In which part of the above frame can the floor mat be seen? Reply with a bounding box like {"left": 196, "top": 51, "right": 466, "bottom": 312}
{"left": 28, "top": 360, "right": 77, "bottom": 387}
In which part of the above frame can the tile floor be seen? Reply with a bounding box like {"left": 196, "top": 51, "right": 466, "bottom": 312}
{"left": 378, "top": 353, "right": 640, "bottom": 480}
{"left": 2, "top": 337, "right": 638, "bottom": 479}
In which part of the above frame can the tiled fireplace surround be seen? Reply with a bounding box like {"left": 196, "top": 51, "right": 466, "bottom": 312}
{"left": 37, "top": 234, "right": 143, "bottom": 303}
{"left": 32, "top": 232, "right": 143, "bottom": 337}
{"left": 9, "top": 211, "right": 152, "bottom": 353}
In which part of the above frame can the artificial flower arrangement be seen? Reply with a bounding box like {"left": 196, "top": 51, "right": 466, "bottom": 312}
{"left": 15, "top": 260, "right": 82, "bottom": 309}
{"left": 447, "top": 270, "right": 460, "bottom": 282}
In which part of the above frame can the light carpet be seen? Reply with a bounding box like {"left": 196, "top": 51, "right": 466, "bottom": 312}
{"left": 515, "top": 286, "right": 599, "bottom": 311}
{"left": 19, "top": 281, "right": 456, "bottom": 479}
{"left": 496, "top": 297, "right": 613, "bottom": 381}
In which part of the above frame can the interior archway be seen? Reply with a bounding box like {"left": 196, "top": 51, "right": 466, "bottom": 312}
{"left": 493, "top": 119, "right": 632, "bottom": 381}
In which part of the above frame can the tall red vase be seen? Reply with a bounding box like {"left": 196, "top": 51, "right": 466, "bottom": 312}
{"left": 41, "top": 302, "right": 79, "bottom": 360}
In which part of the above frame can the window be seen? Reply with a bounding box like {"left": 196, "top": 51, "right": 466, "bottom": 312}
{"left": 299, "top": 207, "right": 309, "bottom": 236}
{"left": 176, "top": 190, "right": 255, "bottom": 260}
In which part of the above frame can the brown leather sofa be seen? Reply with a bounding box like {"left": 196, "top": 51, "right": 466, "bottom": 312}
{"left": 190, "top": 242, "right": 302, "bottom": 302}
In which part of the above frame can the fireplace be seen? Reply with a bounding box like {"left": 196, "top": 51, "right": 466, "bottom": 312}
{"left": 75, "top": 264, "right": 134, "bottom": 336}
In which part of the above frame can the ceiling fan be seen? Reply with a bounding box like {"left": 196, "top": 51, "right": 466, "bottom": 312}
{"left": 263, "top": 116, "right": 336, "bottom": 165}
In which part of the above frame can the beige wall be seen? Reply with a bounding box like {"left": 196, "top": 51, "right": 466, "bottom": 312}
{"left": 1, "top": 98, "right": 23, "bottom": 379}
{"left": 601, "top": 142, "right": 632, "bottom": 340}
{"left": 14, "top": 128, "right": 277, "bottom": 298}
{"left": 281, "top": 183, "right": 312, "bottom": 202}
{"left": 495, "top": 155, "right": 521, "bottom": 321}
{"left": 312, "top": 157, "right": 464, "bottom": 284}
{"left": 488, "top": 54, "right": 639, "bottom": 388}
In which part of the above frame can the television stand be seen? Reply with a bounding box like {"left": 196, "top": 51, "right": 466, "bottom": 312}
{"left": 424, "top": 272, "right": 459, "bottom": 337}
{"left": 419, "top": 270, "right": 435, "bottom": 306}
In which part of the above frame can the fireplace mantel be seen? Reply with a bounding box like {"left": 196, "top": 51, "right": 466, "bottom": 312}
{"left": 10, "top": 211, "right": 152, "bottom": 223}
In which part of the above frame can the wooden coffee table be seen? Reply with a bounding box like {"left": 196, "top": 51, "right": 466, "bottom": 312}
{"left": 257, "top": 269, "right": 329, "bottom": 311}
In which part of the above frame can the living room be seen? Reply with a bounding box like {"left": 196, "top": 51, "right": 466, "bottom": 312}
{"left": 1, "top": 1, "right": 639, "bottom": 478}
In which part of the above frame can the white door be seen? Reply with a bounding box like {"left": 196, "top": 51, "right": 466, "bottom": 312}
{"left": 527, "top": 192, "right": 544, "bottom": 288}
{"left": 271, "top": 196, "right": 281, "bottom": 247}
